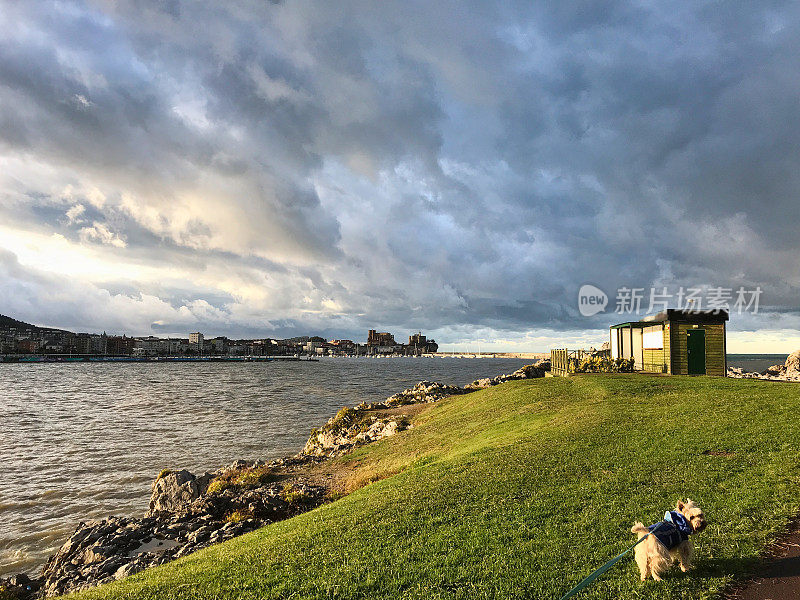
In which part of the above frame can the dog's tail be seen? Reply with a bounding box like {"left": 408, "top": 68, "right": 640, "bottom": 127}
{"left": 631, "top": 521, "right": 649, "bottom": 539}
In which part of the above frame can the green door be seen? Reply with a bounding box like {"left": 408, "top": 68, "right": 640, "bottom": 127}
{"left": 687, "top": 329, "right": 706, "bottom": 375}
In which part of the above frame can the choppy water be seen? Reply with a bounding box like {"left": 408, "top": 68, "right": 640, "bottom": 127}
{"left": 726, "top": 354, "right": 787, "bottom": 373}
{"left": 0, "top": 357, "right": 530, "bottom": 577}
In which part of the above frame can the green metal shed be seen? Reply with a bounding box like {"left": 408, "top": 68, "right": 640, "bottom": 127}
{"left": 610, "top": 309, "right": 729, "bottom": 375}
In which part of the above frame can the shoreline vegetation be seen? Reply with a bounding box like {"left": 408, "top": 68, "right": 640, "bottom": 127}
{"left": 0, "top": 362, "right": 549, "bottom": 599}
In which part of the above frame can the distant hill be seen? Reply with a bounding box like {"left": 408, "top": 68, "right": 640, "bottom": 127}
{"left": 0, "top": 314, "right": 69, "bottom": 334}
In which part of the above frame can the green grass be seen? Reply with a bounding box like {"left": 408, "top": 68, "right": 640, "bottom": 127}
{"left": 69, "top": 375, "right": 800, "bottom": 600}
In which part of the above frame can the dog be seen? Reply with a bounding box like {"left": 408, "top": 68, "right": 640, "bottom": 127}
{"left": 631, "top": 499, "right": 707, "bottom": 581}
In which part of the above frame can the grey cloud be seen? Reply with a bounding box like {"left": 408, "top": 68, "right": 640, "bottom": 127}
{"left": 0, "top": 1, "right": 799, "bottom": 344}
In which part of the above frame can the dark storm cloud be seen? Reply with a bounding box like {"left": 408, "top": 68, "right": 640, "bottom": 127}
{"left": 0, "top": 0, "right": 799, "bottom": 344}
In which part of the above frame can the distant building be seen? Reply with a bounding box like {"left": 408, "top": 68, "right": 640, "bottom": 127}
{"left": 368, "top": 330, "right": 396, "bottom": 346}
{"left": 206, "top": 337, "right": 229, "bottom": 355}
{"left": 367, "top": 330, "right": 398, "bottom": 354}
{"left": 328, "top": 339, "right": 357, "bottom": 355}
{"left": 107, "top": 335, "right": 135, "bottom": 356}
{"left": 41, "top": 338, "right": 64, "bottom": 353}
{"left": 168, "top": 338, "right": 189, "bottom": 356}
{"left": 189, "top": 332, "right": 204, "bottom": 355}
{"left": 407, "top": 332, "right": 438, "bottom": 355}
{"left": 17, "top": 339, "right": 39, "bottom": 354}
{"left": 90, "top": 333, "right": 108, "bottom": 355}
{"left": 304, "top": 340, "right": 325, "bottom": 354}
{"left": 133, "top": 336, "right": 169, "bottom": 357}
{"left": 73, "top": 333, "right": 93, "bottom": 355}
{"left": 0, "top": 335, "right": 14, "bottom": 354}
{"left": 364, "top": 330, "right": 438, "bottom": 355}
{"left": 273, "top": 339, "right": 302, "bottom": 356}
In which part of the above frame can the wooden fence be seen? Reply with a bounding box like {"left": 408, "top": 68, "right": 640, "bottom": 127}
{"left": 550, "top": 348, "right": 611, "bottom": 376}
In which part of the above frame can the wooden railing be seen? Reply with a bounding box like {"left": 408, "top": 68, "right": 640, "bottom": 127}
{"left": 550, "top": 348, "right": 611, "bottom": 376}
{"left": 551, "top": 348, "right": 570, "bottom": 376}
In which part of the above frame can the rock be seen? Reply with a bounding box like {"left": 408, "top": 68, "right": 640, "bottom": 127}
{"left": 785, "top": 350, "right": 800, "bottom": 374}
{"left": 188, "top": 525, "right": 212, "bottom": 544}
{"left": 510, "top": 363, "right": 546, "bottom": 379}
{"left": 763, "top": 364, "right": 785, "bottom": 376}
{"left": 113, "top": 562, "right": 144, "bottom": 581}
{"left": 728, "top": 357, "right": 800, "bottom": 382}
{"left": 534, "top": 358, "right": 551, "bottom": 371}
{"left": 148, "top": 470, "right": 204, "bottom": 516}
{"left": 727, "top": 366, "right": 763, "bottom": 378}
{"left": 82, "top": 546, "right": 114, "bottom": 564}
{"left": 222, "top": 459, "right": 251, "bottom": 473}
{"left": 303, "top": 410, "right": 409, "bottom": 457}
{"left": 355, "top": 419, "right": 399, "bottom": 443}
{"left": 0, "top": 573, "right": 41, "bottom": 600}
{"left": 8, "top": 574, "right": 30, "bottom": 588}
{"left": 380, "top": 381, "right": 466, "bottom": 406}
{"left": 463, "top": 363, "right": 544, "bottom": 390}
{"left": 98, "top": 558, "right": 125, "bottom": 575}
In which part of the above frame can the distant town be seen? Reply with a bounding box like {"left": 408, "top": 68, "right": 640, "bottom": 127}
{"left": 0, "top": 314, "right": 438, "bottom": 360}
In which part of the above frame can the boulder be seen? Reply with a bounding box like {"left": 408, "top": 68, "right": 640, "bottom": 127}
{"left": 383, "top": 381, "right": 465, "bottom": 406}
{"left": 785, "top": 350, "right": 800, "bottom": 374}
{"left": 148, "top": 470, "right": 205, "bottom": 516}
{"left": 510, "top": 364, "right": 546, "bottom": 378}
{"left": 763, "top": 364, "right": 785, "bottom": 376}
{"left": 82, "top": 546, "right": 114, "bottom": 564}
{"left": 113, "top": 562, "right": 142, "bottom": 581}
{"left": 303, "top": 409, "right": 407, "bottom": 457}
{"left": 0, "top": 573, "right": 40, "bottom": 600}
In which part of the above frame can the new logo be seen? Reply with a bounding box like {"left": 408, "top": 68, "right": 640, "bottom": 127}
{"left": 578, "top": 284, "right": 608, "bottom": 317}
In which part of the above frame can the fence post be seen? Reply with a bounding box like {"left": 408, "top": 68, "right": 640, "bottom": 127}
{"left": 550, "top": 348, "right": 571, "bottom": 377}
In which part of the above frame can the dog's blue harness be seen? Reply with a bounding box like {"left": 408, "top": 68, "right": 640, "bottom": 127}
{"left": 648, "top": 510, "right": 693, "bottom": 549}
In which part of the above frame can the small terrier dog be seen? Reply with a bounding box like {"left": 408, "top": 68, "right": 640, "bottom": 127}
{"left": 631, "top": 499, "right": 707, "bottom": 581}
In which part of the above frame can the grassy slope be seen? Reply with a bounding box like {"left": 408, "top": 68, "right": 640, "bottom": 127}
{"left": 71, "top": 375, "right": 800, "bottom": 600}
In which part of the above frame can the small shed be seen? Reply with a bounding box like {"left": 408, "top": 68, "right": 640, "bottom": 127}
{"left": 610, "top": 309, "right": 728, "bottom": 376}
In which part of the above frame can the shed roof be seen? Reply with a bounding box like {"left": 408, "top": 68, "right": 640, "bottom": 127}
{"left": 611, "top": 309, "right": 729, "bottom": 329}
{"left": 609, "top": 321, "right": 648, "bottom": 329}
{"left": 642, "top": 309, "right": 729, "bottom": 324}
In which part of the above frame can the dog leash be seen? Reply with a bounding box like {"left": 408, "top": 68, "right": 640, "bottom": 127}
{"left": 555, "top": 521, "right": 665, "bottom": 600}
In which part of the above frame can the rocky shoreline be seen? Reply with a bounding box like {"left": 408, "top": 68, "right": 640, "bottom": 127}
{"left": 0, "top": 361, "right": 548, "bottom": 599}
{"left": 727, "top": 350, "right": 800, "bottom": 382}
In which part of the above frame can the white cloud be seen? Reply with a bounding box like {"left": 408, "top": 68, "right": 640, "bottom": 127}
{"left": 79, "top": 221, "right": 127, "bottom": 248}
{"left": 65, "top": 203, "right": 85, "bottom": 223}
{"left": 71, "top": 93, "right": 94, "bottom": 110}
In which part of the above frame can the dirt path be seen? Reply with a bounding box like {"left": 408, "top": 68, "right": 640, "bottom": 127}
{"left": 725, "top": 522, "right": 800, "bottom": 600}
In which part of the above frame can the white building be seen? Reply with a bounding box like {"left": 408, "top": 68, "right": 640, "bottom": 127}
{"left": 189, "top": 332, "right": 204, "bottom": 354}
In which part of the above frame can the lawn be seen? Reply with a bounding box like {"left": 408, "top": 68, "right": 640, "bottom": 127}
{"left": 69, "top": 375, "right": 800, "bottom": 600}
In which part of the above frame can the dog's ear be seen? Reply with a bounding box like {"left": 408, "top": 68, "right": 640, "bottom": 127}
{"left": 676, "top": 499, "right": 685, "bottom": 510}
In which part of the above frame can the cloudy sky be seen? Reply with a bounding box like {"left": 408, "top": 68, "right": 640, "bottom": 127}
{"left": 1, "top": 1, "right": 799, "bottom": 351}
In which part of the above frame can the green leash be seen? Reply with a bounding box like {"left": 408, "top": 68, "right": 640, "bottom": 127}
{"left": 556, "top": 522, "right": 664, "bottom": 600}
